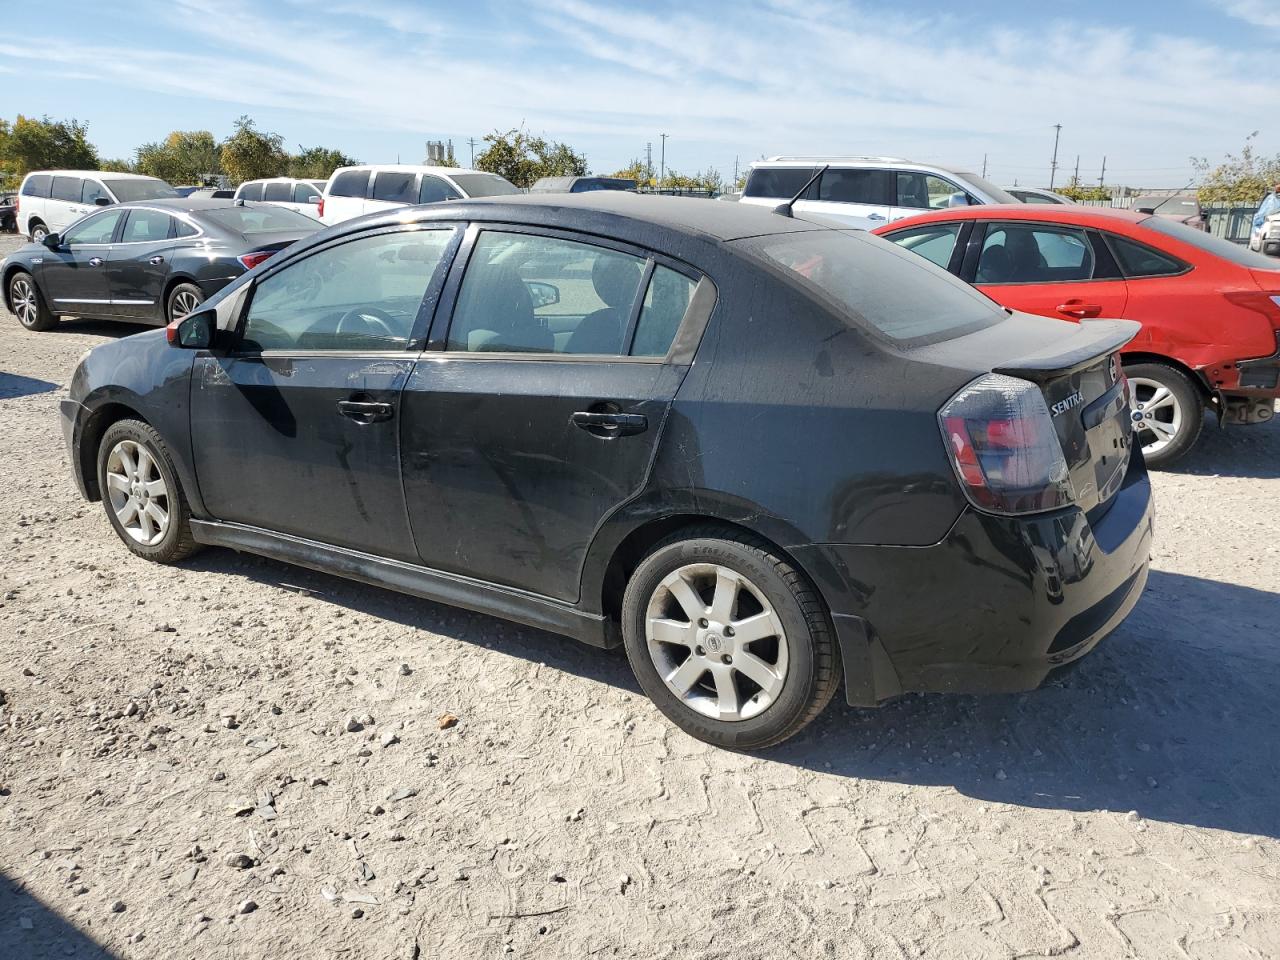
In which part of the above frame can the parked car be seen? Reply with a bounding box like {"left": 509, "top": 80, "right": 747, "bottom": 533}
{"left": 1132, "top": 193, "right": 1207, "bottom": 231}
{"left": 529, "top": 176, "right": 637, "bottom": 194}
{"left": 738, "top": 156, "right": 1020, "bottom": 229}
{"left": 875, "top": 205, "right": 1280, "bottom": 465}
{"left": 0, "top": 193, "right": 16, "bottom": 232}
{"left": 16, "top": 171, "right": 178, "bottom": 241}
{"left": 318, "top": 164, "right": 521, "bottom": 225}
{"left": 233, "top": 177, "right": 326, "bottom": 216}
{"left": 2, "top": 199, "right": 321, "bottom": 331}
{"left": 1249, "top": 213, "right": 1280, "bottom": 258}
{"left": 55, "top": 193, "right": 1152, "bottom": 749}
{"left": 1005, "top": 187, "right": 1076, "bottom": 205}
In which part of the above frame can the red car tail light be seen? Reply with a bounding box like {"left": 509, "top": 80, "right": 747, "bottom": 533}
{"left": 237, "top": 251, "right": 276, "bottom": 271}
{"left": 1225, "top": 290, "right": 1280, "bottom": 330}
{"left": 939, "top": 374, "right": 1075, "bottom": 515}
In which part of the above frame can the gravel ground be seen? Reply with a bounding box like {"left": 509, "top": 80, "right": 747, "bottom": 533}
{"left": 2, "top": 230, "right": 1278, "bottom": 959}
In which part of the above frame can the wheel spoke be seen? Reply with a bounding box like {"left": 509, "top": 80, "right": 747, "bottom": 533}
{"left": 144, "top": 478, "right": 166, "bottom": 497}
{"left": 666, "top": 657, "right": 706, "bottom": 695}
{"left": 1144, "top": 388, "right": 1174, "bottom": 412}
{"left": 708, "top": 568, "right": 739, "bottom": 623}
{"left": 135, "top": 445, "right": 155, "bottom": 480}
{"left": 734, "top": 652, "right": 785, "bottom": 699}
{"left": 137, "top": 507, "right": 154, "bottom": 541}
{"left": 664, "top": 572, "right": 706, "bottom": 622}
{"left": 106, "top": 472, "right": 131, "bottom": 493}
{"left": 649, "top": 617, "right": 695, "bottom": 648}
{"left": 116, "top": 445, "right": 137, "bottom": 479}
{"left": 117, "top": 497, "right": 140, "bottom": 526}
{"left": 730, "top": 611, "right": 778, "bottom": 645}
{"left": 145, "top": 501, "right": 168, "bottom": 529}
{"left": 1148, "top": 419, "right": 1176, "bottom": 441}
{"left": 711, "top": 667, "right": 740, "bottom": 719}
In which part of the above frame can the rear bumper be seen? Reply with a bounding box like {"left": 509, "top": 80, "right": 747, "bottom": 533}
{"left": 1231, "top": 332, "right": 1280, "bottom": 395}
{"left": 796, "top": 456, "right": 1153, "bottom": 706}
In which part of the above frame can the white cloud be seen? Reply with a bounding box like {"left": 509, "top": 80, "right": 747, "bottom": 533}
{"left": 1214, "top": 0, "right": 1280, "bottom": 31}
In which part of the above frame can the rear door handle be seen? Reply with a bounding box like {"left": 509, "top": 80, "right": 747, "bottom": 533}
{"left": 1056, "top": 300, "right": 1102, "bottom": 319}
{"left": 149, "top": 255, "right": 164, "bottom": 265}
{"left": 337, "top": 399, "right": 394, "bottom": 424}
{"left": 88, "top": 257, "right": 104, "bottom": 267}
{"left": 571, "top": 411, "right": 648, "bottom": 437}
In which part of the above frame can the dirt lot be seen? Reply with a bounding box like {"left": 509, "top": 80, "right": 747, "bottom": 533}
{"left": 1, "top": 231, "right": 1278, "bottom": 959}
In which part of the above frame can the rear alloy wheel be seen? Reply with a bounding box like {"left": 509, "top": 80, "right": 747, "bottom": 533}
{"left": 8, "top": 271, "right": 55, "bottom": 331}
{"left": 167, "top": 282, "right": 204, "bottom": 323}
{"left": 97, "top": 419, "right": 200, "bottom": 563}
{"left": 622, "top": 528, "right": 840, "bottom": 750}
{"left": 1125, "top": 362, "right": 1203, "bottom": 467}
{"left": 29, "top": 222, "right": 48, "bottom": 243}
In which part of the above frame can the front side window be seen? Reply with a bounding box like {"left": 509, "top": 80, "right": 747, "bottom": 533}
{"left": 293, "top": 182, "right": 322, "bottom": 203}
{"left": 238, "top": 182, "right": 264, "bottom": 202}
{"left": 1106, "top": 233, "right": 1186, "bottom": 278}
{"left": 818, "top": 169, "right": 891, "bottom": 205}
{"left": 448, "top": 231, "right": 657, "bottom": 355}
{"left": 976, "top": 224, "right": 1094, "bottom": 284}
{"left": 120, "top": 209, "right": 173, "bottom": 243}
{"left": 329, "top": 170, "right": 369, "bottom": 198}
{"left": 897, "top": 172, "right": 966, "bottom": 210}
{"left": 419, "top": 176, "right": 461, "bottom": 204}
{"left": 81, "top": 180, "right": 109, "bottom": 205}
{"left": 887, "top": 223, "right": 963, "bottom": 269}
{"left": 372, "top": 172, "right": 417, "bottom": 203}
{"left": 263, "top": 182, "right": 292, "bottom": 202}
{"left": 51, "top": 177, "right": 82, "bottom": 202}
{"left": 239, "top": 228, "right": 455, "bottom": 352}
{"left": 63, "top": 210, "right": 125, "bottom": 245}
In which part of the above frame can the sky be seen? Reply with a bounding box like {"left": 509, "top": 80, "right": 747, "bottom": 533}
{"left": 1, "top": 0, "right": 1277, "bottom": 189}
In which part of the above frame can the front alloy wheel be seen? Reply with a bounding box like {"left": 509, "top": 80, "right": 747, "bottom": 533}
{"left": 8, "top": 272, "right": 54, "bottom": 331}
{"left": 104, "top": 439, "right": 172, "bottom": 546}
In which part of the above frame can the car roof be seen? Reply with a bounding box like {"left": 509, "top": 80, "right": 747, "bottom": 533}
{"left": 112, "top": 198, "right": 292, "bottom": 214}
{"left": 873, "top": 204, "right": 1151, "bottom": 231}
{"left": 23, "top": 170, "right": 164, "bottom": 180}
{"left": 750, "top": 156, "right": 976, "bottom": 176}
{"left": 331, "top": 164, "right": 494, "bottom": 177}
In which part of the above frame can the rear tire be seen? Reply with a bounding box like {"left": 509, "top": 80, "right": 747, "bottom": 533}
{"left": 28, "top": 221, "right": 48, "bottom": 243}
{"left": 1125, "top": 361, "right": 1203, "bottom": 467}
{"left": 166, "top": 282, "right": 204, "bottom": 323}
{"left": 621, "top": 526, "right": 840, "bottom": 750}
{"left": 96, "top": 419, "right": 200, "bottom": 564}
{"left": 8, "top": 270, "right": 55, "bottom": 331}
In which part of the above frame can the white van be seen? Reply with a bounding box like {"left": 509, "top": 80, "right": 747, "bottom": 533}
{"left": 233, "top": 177, "right": 326, "bottom": 217}
{"left": 318, "top": 165, "right": 521, "bottom": 225}
{"left": 17, "top": 171, "right": 177, "bottom": 240}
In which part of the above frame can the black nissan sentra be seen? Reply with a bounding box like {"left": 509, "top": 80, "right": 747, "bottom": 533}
{"left": 1, "top": 199, "right": 320, "bottom": 331}
{"left": 53, "top": 194, "right": 1153, "bottom": 749}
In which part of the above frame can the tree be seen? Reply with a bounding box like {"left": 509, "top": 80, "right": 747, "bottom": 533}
{"left": 0, "top": 115, "right": 99, "bottom": 185}
{"left": 99, "top": 158, "right": 136, "bottom": 173}
{"left": 135, "top": 130, "right": 220, "bottom": 184}
{"left": 288, "top": 145, "right": 358, "bottom": 180}
{"left": 474, "top": 127, "right": 587, "bottom": 188}
{"left": 219, "top": 116, "right": 288, "bottom": 185}
{"left": 1192, "top": 132, "right": 1280, "bottom": 204}
{"left": 609, "top": 160, "right": 650, "bottom": 187}
{"left": 1057, "top": 177, "right": 1112, "bottom": 202}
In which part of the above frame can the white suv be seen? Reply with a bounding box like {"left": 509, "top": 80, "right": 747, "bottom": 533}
{"left": 17, "top": 171, "right": 177, "bottom": 240}
{"left": 233, "top": 177, "right": 326, "bottom": 217}
{"left": 739, "top": 156, "right": 1019, "bottom": 229}
{"left": 318, "top": 164, "right": 521, "bottom": 225}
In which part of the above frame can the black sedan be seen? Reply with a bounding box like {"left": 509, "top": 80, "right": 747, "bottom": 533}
{"left": 57, "top": 194, "right": 1153, "bottom": 749}
{"left": 2, "top": 199, "right": 320, "bottom": 331}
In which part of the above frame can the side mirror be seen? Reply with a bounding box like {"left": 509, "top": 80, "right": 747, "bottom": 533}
{"left": 306, "top": 195, "right": 320, "bottom": 204}
{"left": 526, "top": 280, "right": 560, "bottom": 308}
{"left": 94, "top": 197, "right": 112, "bottom": 207}
{"left": 166, "top": 308, "right": 215, "bottom": 349}
{"left": 42, "top": 233, "right": 62, "bottom": 249}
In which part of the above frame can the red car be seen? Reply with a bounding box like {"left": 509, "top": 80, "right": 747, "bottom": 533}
{"left": 874, "top": 205, "right": 1280, "bottom": 465}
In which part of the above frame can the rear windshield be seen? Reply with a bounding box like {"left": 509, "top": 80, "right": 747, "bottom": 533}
{"left": 743, "top": 229, "right": 1004, "bottom": 345}
{"left": 202, "top": 205, "right": 320, "bottom": 235}
{"left": 1138, "top": 216, "right": 1278, "bottom": 268}
{"left": 102, "top": 178, "right": 179, "bottom": 202}
{"left": 448, "top": 173, "right": 521, "bottom": 197}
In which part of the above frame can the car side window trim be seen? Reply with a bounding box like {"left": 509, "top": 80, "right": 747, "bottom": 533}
{"left": 425, "top": 222, "right": 711, "bottom": 363}
{"left": 227, "top": 222, "right": 464, "bottom": 357}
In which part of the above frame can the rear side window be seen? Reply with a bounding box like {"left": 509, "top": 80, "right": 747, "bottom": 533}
{"left": 743, "top": 167, "right": 819, "bottom": 200}
{"left": 120, "top": 209, "right": 174, "bottom": 243}
{"left": 51, "top": 176, "right": 82, "bottom": 202}
{"left": 263, "top": 182, "right": 291, "bottom": 202}
{"left": 174, "top": 219, "right": 199, "bottom": 238}
{"left": 419, "top": 176, "right": 461, "bottom": 203}
{"left": 238, "top": 182, "right": 264, "bottom": 201}
{"left": 818, "top": 169, "right": 891, "bottom": 205}
{"left": 1138, "top": 215, "right": 1278, "bottom": 268}
{"left": 976, "top": 224, "right": 1094, "bottom": 284}
{"left": 372, "top": 172, "right": 417, "bottom": 203}
{"left": 21, "top": 174, "right": 52, "bottom": 198}
{"left": 886, "top": 223, "right": 963, "bottom": 269}
{"left": 1106, "top": 234, "right": 1186, "bottom": 278}
{"left": 330, "top": 169, "right": 370, "bottom": 198}
{"left": 81, "top": 180, "right": 109, "bottom": 204}
{"left": 745, "top": 230, "right": 1002, "bottom": 345}
{"left": 632, "top": 266, "right": 696, "bottom": 357}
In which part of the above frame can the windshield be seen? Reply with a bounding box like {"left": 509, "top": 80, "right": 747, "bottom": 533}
{"left": 449, "top": 174, "right": 521, "bottom": 197}
{"left": 202, "top": 205, "right": 321, "bottom": 235}
{"left": 743, "top": 229, "right": 1004, "bottom": 345}
{"left": 951, "top": 172, "right": 1019, "bottom": 205}
{"left": 102, "top": 178, "right": 179, "bottom": 202}
{"left": 1139, "top": 216, "right": 1279, "bottom": 268}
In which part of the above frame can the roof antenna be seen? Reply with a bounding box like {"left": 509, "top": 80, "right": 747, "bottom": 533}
{"left": 774, "top": 164, "right": 828, "bottom": 217}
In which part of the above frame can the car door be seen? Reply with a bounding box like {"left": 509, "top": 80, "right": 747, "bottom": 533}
{"left": 793, "top": 168, "right": 893, "bottom": 229}
{"left": 262, "top": 180, "right": 296, "bottom": 212}
{"left": 366, "top": 170, "right": 418, "bottom": 215}
{"left": 890, "top": 171, "right": 974, "bottom": 223}
{"left": 39, "top": 208, "right": 125, "bottom": 314}
{"left": 400, "top": 226, "right": 707, "bottom": 601}
{"left": 189, "top": 224, "right": 461, "bottom": 559}
{"left": 48, "top": 176, "right": 87, "bottom": 232}
{"left": 292, "top": 180, "right": 324, "bottom": 217}
{"left": 963, "top": 221, "right": 1128, "bottom": 322}
{"left": 107, "top": 208, "right": 178, "bottom": 320}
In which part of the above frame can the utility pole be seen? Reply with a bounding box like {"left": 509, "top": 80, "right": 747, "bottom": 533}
{"left": 1073, "top": 155, "right": 1080, "bottom": 185}
{"left": 1049, "top": 124, "right": 1062, "bottom": 189}
{"left": 659, "top": 133, "right": 668, "bottom": 190}
{"left": 645, "top": 142, "right": 653, "bottom": 183}
{"left": 733, "top": 156, "right": 739, "bottom": 190}
{"left": 1098, "top": 156, "right": 1107, "bottom": 188}
{"left": 981, "top": 153, "right": 988, "bottom": 178}
{"left": 467, "top": 137, "right": 478, "bottom": 168}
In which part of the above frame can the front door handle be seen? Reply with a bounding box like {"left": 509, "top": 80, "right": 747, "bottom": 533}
{"left": 1056, "top": 300, "right": 1102, "bottom": 319}
{"left": 571, "top": 410, "right": 648, "bottom": 437}
{"left": 88, "top": 257, "right": 104, "bottom": 267}
{"left": 337, "top": 399, "right": 394, "bottom": 424}
{"left": 149, "top": 255, "right": 164, "bottom": 265}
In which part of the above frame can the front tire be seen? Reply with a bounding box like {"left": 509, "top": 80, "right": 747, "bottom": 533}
{"left": 166, "top": 282, "right": 204, "bottom": 323}
{"left": 1125, "top": 362, "right": 1203, "bottom": 467}
{"left": 96, "top": 419, "right": 200, "bottom": 563}
{"left": 8, "top": 271, "right": 55, "bottom": 331}
{"left": 621, "top": 527, "right": 840, "bottom": 750}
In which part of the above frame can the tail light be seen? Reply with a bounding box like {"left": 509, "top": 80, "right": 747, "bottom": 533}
{"left": 317, "top": 197, "right": 325, "bottom": 218}
{"left": 1225, "top": 290, "right": 1280, "bottom": 331}
{"left": 13, "top": 196, "right": 18, "bottom": 213}
{"left": 939, "top": 373, "right": 1075, "bottom": 515}
{"left": 237, "top": 250, "right": 275, "bottom": 271}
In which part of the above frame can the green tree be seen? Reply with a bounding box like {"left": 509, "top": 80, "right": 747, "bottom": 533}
{"left": 474, "top": 127, "right": 588, "bottom": 188}
{"left": 0, "top": 115, "right": 99, "bottom": 184}
{"left": 288, "top": 145, "right": 358, "bottom": 180}
{"left": 1057, "top": 177, "right": 1112, "bottom": 202}
{"left": 99, "top": 157, "right": 136, "bottom": 173}
{"left": 1192, "top": 132, "right": 1280, "bottom": 204}
{"left": 135, "top": 130, "right": 220, "bottom": 184}
{"left": 609, "top": 159, "right": 649, "bottom": 187}
{"left": 219, "top": 116, "right": 288, "bottom": 185}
